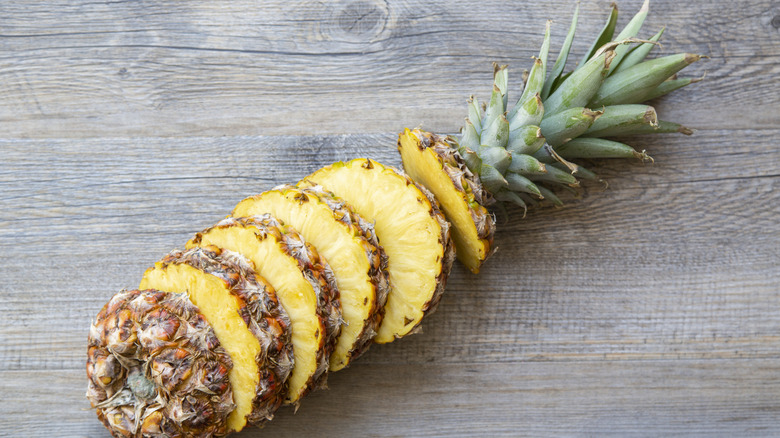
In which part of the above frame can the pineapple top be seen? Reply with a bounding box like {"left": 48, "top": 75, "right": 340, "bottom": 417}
{"left": 455, "top": 0, "right": 700, "bottom": 211}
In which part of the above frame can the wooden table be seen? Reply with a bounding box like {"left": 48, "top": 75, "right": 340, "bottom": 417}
{"left": 2, "top": 0, "right": 778, "bottom": 436}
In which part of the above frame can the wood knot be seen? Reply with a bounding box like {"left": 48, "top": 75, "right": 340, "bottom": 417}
{"left": 772, "top": 14, "right": 780, "bottom": 29}
{"left": 333, "top": 0, "right": 388, "bottom": 41}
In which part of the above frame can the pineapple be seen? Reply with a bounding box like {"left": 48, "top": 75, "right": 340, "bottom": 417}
{"left": 87, "top": 2, "right": 704, "bottom": 436}
{"left": 185, "top": 215, "right": 342, "bottom": 404}
{"left": 86, "top": 289, "right": 235, "bottom": 437}
{"left": 301, "top": 158, "right": 455, "bottom": 343}
{"left": 139, "top": 246, "right": 294, "bottom": 432}
{"left": 233, "top": 185, "right": 391, "bottom": 371}
{"left": 399, "top": 0, "right": 701, "bottom": 273}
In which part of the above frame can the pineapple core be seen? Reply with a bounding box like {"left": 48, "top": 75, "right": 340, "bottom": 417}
{"left": 234, "top": 189, "right": 380, "bottom": 371}
{"left": 186, "top": 225, "right": 324, "bottom": 404}
{"left": 140, "top": 263, "right": 261, "bottom": 433}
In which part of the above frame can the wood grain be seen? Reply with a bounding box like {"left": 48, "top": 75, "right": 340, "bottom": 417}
{"left": 1, "top": 0, "right": 779, "bottom": 436}
{"left": 0, "top": 0, "right": 777, "bottom": 138}
{"left": 4, "top": 359, "right": 780, "bottom": 436}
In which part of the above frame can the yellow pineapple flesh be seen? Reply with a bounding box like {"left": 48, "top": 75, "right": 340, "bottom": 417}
{"left": 234, "top": 186, "right": 391, "bottom": 371}
{"left": 301, "top": 158, "right": 455, "bottom": 343}
{"left": 186, "top": 215, "right": 341, "bottom": 404}
{"left": 398, "top": 129, "right": 496, "bottom": 274}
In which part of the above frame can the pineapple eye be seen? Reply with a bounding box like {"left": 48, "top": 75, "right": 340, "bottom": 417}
{"left": 127, "top": 369, "right": 156, "bottom": 401}
{"left": 87, "top": 291, "right": 235, "bottom": 437}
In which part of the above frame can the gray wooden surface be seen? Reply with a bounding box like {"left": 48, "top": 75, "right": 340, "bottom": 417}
{"left": 1, "top": 0, "right": 778, "bottom": 436}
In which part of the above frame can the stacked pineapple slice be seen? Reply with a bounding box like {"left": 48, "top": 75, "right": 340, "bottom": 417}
{"left": 184, "top": 215, "right": 342, "bottom": 406}
{"left": 88, "top": 162, "right": 449, "bottom": 437}
{"left": 233, "top": 185, "right": 391, "bottom": 371}
{"left": 302, "top": 159, "right": 455, "bottom": 343}
{"left": 87, "top": 2, "right": 700, "bottom": 436}
{"left": 138, "top": 246, "right": 294, "bottom": 431}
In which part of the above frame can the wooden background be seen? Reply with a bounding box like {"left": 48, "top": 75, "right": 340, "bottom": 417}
{"left": 1, "top": 0, "right": 778, "bottom": 436}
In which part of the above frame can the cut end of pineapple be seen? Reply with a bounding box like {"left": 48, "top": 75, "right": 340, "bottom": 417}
{"left": 399, "top": 128, "right": 496, "bottom": 274}
{"left": 87, "top": 290, "right": 235, "bottom": 438}
{"left": 301, "top": 158, "right": 455, "bottom": 344}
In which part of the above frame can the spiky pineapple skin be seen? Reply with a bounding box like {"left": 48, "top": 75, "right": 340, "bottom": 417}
{"left": 143, "top": 246, "right": 295, "bottom": 430}
{"left": 86, "top": 289, "right": 235, "bottom": 438}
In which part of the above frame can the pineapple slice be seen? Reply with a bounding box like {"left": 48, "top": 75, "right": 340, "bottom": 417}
{"left": 186, "top": 215, "right": 341, "bottom": 404}
{"left": 139, "top": 247, "right": 293, "bottom": 432}
{"left": 301, "top": 158, "right": 455, "bottom": 343}
{"left": 398, "top": 129, "right": 496, "bottom": 274}
{"left": 87, "top": 289, "right": 235, "bottom": 437}
{"left": 234, "top": 185, "right": 391, "bottom": 371}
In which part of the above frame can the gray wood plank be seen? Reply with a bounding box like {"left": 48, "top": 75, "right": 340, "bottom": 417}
{"left": 1, "top": 132, "right": 778, "bottom": 435}
{"left": 1, "top": 130, "right": 777, "bottom": 372}
{"left": 2, "top": 0, "right": 779, "bottom": 436}
{"left": 4, "top": 359, "right": 780, "bottom": 437}
{"left": 0, "top": 0, "right": 776, "bottom": 139}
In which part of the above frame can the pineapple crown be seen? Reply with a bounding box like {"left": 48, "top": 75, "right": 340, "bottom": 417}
{"left": 457, "top": 0, "right": 701, "bottom": 211}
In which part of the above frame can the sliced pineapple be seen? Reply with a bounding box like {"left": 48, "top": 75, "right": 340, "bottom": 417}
{"left": 87, "top": 289, "right": 235, "bottom": 437}
{"left": 234, "top": 185, "right": 391, "bottom": 371}
{"left": 186, "top": 215, "right": 341, "bottom": 404}
{"left": 301, "top": 158, "right": 455, "bottom": 343}
{"left": 398, "top": 129, "right": 496, "bottom": 274}
{"left": 139, "top": 247, "right": 293, "bottom": 432}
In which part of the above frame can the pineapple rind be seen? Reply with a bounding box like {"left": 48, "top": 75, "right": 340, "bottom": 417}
{"left": 87, "top": 289, "right": 235, "bottom": 438}
{"left": 234, "top": 186, "right": 390, "bottom": 371}
{"left": 187, "top": 215, "right": 341, "bottom": 404}
{"left": 399, "top": 128, "right": 496, "bottom": 274}
{"left": 210, "top": 248, "right": 294, "bottom": 425}
{"left": 139, "top": 246, "right": 293, "bottom": 432}
{"left": 312, "top": 186, "right": 391, "bottom": 361}
{"left": 302, "top": 159, "right": 455, "bottom": 343}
